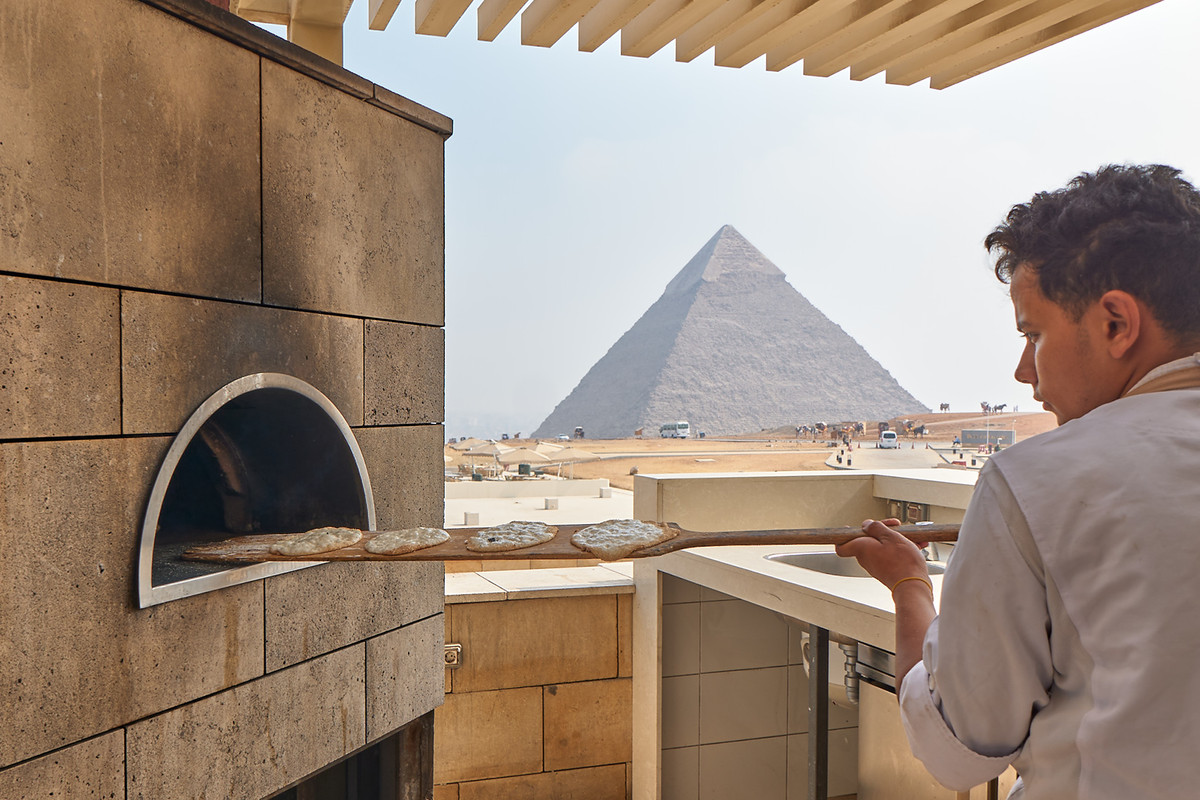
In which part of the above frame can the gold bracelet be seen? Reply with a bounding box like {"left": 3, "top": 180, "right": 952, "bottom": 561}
{"left": 890, "top": 575, "right": 934, "bottom": 596}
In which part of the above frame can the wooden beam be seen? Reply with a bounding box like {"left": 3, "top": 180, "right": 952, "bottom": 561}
{"left": 417, "top": 0, "right": 473, "bottom": 35}
{"left": 288, "top": 18, "right": 342, "bottom": 62}
{"left": 800, "top": 0, "right": 913, "bottom": 77}
{"left": 369, "top": 0, "right": 403, "bottom": 30}
{"left": 756, "top": 0, "right": 860, "bottom": 72}
{"left": 478, "top": 0, "right": 529, "bottom": 40}
{"left": 837, "top": 0, "right": 979, "bottom": 80}
{"left": 884, "top": 0, "right": 1090, "bottom": 85}
{"left": 522, "top": 0, "right": 605, "bottom": 46}
{"left": 711, "top": 0, "right": 828, "bottom": 70}
{"left": 579, "top": 0, "right": 657, "bottom": 50}
{"left": 675, "top": 0, "right": 759, "bottom": 62}
{"left": 931, "top": 0, "right": 1160, "bottom": 87}
{"left": 623, "top": 0, "right": 727, "bottom": 58}
{"left": 850, "top": 0, "right": 1030, "bottom": 80}
{"left": 802, "top": 0, "right": 979, "bottom": 77}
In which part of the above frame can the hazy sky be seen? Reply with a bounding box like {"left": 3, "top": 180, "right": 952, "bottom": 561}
{"left": 326, "top": 1, "right": 1199, "bottom": 438}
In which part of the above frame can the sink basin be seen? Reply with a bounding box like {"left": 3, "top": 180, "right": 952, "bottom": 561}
{"left": 766, "top": 552, "right": 946, "bottom": 578}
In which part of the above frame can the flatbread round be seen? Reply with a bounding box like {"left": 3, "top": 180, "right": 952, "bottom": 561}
{"left": 571, "top": 519, "right": 676, "bottom": 561}
{"left": 270, "top": 526, "right": 363, "bottom": 556}
{"left": 365, "top": 527, "right": 450, "bottom": 555}
{"left": 466, "top": 520, "right": 557, "bottom": 552}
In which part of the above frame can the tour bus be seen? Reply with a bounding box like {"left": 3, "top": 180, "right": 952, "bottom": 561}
{"left": 660, "top": 420, "right": 691, "bottom": 439}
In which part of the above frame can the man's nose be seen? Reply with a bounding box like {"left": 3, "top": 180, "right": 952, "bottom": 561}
{"left": 1014, "top": 342, "right": 1036, "bottom": 385}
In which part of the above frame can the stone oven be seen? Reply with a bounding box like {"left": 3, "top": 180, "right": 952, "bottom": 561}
{"left": 0, "top": 0, "right": 450, "bottom": 796}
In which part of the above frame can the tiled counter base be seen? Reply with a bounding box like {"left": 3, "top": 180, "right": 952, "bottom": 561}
{"left": 656, "top": 575, "right": 859, "bottom": 800}
{"left": 437, "top": 565, "right": 636, "bottom": 800}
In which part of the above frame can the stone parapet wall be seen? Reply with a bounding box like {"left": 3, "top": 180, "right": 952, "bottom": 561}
{"left": 0, "top": 0, "right": 449, "bottom": 794}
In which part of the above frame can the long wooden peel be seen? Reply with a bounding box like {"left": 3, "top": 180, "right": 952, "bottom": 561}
{"left": 182, "top": 522, "right": 959, "bottom": 564}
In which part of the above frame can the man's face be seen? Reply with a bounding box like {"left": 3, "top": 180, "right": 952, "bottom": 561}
{"left": 1010, "top": 266, "right": 1113, "bottom": 425}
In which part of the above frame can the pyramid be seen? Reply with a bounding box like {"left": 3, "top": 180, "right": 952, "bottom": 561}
{"left": 533, "top": 226, "right": 927, "bottom": 438}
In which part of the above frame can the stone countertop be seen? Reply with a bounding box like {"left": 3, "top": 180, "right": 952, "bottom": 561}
{"left": 641, "top": 544, "right": 945, "bottom": 653}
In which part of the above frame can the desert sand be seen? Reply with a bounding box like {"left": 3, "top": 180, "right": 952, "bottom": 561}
{"left": 446, "top": 412, "right": 1057, "bottom": 491}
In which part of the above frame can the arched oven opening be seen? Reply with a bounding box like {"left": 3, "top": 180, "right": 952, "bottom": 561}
{"left": 138, "top": 373, "right": 375, "bottom": 608}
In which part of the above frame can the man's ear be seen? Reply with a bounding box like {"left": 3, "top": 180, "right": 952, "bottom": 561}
{"left": 1096, "top": 290, "right": 1142, "bottom": 358}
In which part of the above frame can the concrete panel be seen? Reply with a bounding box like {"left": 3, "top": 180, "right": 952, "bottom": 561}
{"left": 433, "top": 687, "right": 542, "bottom": 783}
{"left": 0, "top": 0, "right": 260, "bottom": 300}
{"left": 0, "top": 730, "right": 124, "bottom": 799}
{"left": 0, "top": 275, "right": 120, "bottom": 439}
{"left": 0, "top": 437, "right": 265, "bottom": 767}
{"left": 366, "top": 614, "right": 446, "bottom": 740}
{"left": 264, "top": 560, "right": 442, "bottom": 672}
{"left": 364, "top": 321, "right": 444, "bottom": 425}
{"left": 261, "top": 59, "right": 444, "bottom": 324}
{"left": 121, "top": 291, "right": 364, "bottom": 434}
{"left": 543, "top": 678, "right": 632, "bottom": 770}
{"left": 450, "top": 595, "right": 618, "bottom": 692}
{"left": 126, "top": 645, "right": 367, "bottom": 800}
{"left": 354, "top": 424, "right": 445, "bottom": 531}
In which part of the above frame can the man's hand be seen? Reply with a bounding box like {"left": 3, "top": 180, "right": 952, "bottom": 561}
{"left": 837, "top": 517, "right": 936, "bottom": 688}
{"left": 836, "top": 518, "right": 930, "bottom": 589}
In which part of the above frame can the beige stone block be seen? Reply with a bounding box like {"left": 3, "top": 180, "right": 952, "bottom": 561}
{"left": 451, "top": 595, "right": 618, "bottom": 692}
{"left": 0, "top": 730, "right": 123, "bottom": 798}
{"left": 474, "top": 559, "right": 531, "bottom": 572}
{"left": 699, "top": 598, "right": 788, "bottom": 673}
{"left": 0, "top": 437, "right": 264, "bottom": 767}
{"left": 544, "top": 678, "right": 632, "bottom": 771}
{"left": 433, "top": 784, "right": 460, "bottom": 800}
{"left": 127, "top": 645, "right": 366, "bottom": 800}
{"left": 458, "top": 764, "right": 626, "bottom": 800}
{"left": 0, "top": 276, "right": 120, "bottom": 439}
{"left": 618, "top": 593, "right": 633, "bottom": 678}
{"left": 354, "top": 424, "right": 444, "bottom": 530}
{"left": 365, "top": 321, "right": 444, "bottom": 425}
{"left": 699, "top": 667, "right": 788, "bottom": 744}
{"left": 120, "top": 291, "right": 364, "bottom": 434}
{"left": 366, "top": 615, "right": 446, "bottom": 740}
{"left": 265, "top": 559, "right": 442, "bottom": 671}
{"left": 262, "top": 60, "right": 444, "bottom": 324}
{"left": 445, "top": 560, "right": 486, "bottom": 573}
{"left": 698, "top": 736, "right": 787, "bottom": 800}
{"left": 433, "top": 687, "right": 542, "bottom": 783}
{"left": 0, "top": 0, "right": 260, "bottom": 300}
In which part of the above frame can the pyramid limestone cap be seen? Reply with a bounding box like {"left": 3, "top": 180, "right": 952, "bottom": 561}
{"left": 663, "top": 225, "right": 785, "bottom": 296}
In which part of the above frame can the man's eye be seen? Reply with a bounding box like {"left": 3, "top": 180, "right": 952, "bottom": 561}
{"left": 1021, "top": 332, "right": 1039, "bottom": 343}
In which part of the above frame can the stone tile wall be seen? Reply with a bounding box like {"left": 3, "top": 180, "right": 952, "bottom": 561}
{"left": 659, "top": 576, "right": 860, "bottom": 800}
{"left": 0, "top": 0, "right": 451, "bottom": 794}
{"left": 434, "top": 592, "right": 634, "bottom": 799}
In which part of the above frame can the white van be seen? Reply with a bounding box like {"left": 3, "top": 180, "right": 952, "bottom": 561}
{"left": 878, "top": 430, "right": 899, "bottom": 449}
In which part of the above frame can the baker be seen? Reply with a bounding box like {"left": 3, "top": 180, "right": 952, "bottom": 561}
{"left": 837, "top": 164, "right": 1200, "bottom": 799}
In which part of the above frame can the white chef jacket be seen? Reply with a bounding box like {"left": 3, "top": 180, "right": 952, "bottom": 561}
{"left": 899, "top": 355, "right": 1200, "bottom": 799}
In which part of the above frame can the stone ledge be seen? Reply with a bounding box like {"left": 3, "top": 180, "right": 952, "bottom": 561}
{"left": 445, "top": 564, "right": 634, "bottom": 604}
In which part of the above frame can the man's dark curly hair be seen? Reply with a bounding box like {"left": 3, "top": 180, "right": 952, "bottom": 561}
{"left": 985, "top": 164, "right": 1200, "bottom": 343}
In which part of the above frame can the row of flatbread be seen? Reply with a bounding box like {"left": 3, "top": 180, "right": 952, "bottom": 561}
{"left": 268, "top": 518, "right": 675, "bottom": 561}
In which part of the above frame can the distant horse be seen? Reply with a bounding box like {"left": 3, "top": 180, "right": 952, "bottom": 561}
{"left": 939, "top": 403, "right": 950, "bottom": 412}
